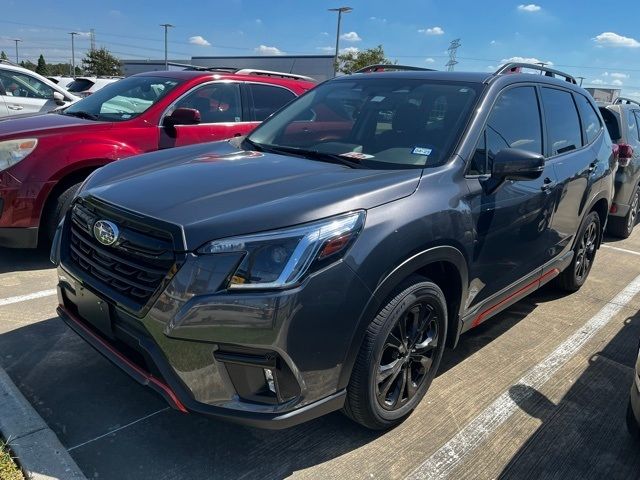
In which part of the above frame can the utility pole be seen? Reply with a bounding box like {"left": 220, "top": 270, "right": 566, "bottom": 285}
{"left": 160, "top": 23, "right": 174, "bottom": 70}
{"left": 12, "top": 39, "right": 21, "bottom": 63}
{"left": 69, "top": 32, "right": 79, "bottom": 77}
{"left": 446, "top": 38, "right": 461, "bottom": 72}
{"left": 90, "top": 28, "right": 96, "bottom": 51}
{"left": 328, "top": 7, "right": 353, "bottom": 77}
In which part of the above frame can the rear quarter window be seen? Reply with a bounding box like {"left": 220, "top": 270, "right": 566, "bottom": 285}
{"left": 574, "top": 94, "right": 602, "bottom": 144}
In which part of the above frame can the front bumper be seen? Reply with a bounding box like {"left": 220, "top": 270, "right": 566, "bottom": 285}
{"left": 56, "top": 245, "right": 372, "bottom": 428}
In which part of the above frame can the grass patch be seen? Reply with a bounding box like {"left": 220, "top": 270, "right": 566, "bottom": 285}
{"left": 0, "top": 439, "right": 23, "bottom": 480}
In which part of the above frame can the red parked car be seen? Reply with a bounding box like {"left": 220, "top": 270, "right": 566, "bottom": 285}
{"left": 0, "top": 68, "right": 314, "bottom": 248}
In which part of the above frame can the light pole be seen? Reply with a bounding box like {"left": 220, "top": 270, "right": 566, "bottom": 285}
{"left": 12, "top": 39, "right": 21, "bottom": 63}
{"left": 160, "top": 23, "right": 174, "bottom": 70}
{"left": 69, "top": 32, "right": 79, "bottom": 77}
{"left": 328, "top": 7, "right": 352, "bottom": 76}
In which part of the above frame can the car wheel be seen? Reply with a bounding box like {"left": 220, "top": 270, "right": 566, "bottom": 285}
{"left": 343, "top": 276, "right": 447, "bottom": 430}
{"left": 556, "top": 211, "right": 601, "bottom": 292}
{"left": 627, "top": 400, "right": 640, "bottom": 441}
{"left": 608, "top": 188, "right": 639, "bottom": 239}
{"left": 44, "top": 182, "right": 82, "bottom": 244}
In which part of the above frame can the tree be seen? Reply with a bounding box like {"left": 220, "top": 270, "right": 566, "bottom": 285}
{"left": 82, "top": 47, "right": 122, "bottom": 76}
{"left": 36, "top": 54, "right": 49, "bottom": 75}
{"left": 336, "top": 45, "right": 394, "bottom": 74}
{"left": 0, "top": 51, "right": 7, "bottom": 61}
{"left": 19, "top": 60, "right": 36, "bottom": 71}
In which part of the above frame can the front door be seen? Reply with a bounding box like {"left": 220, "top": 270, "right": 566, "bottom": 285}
{"left": 465, "top": 85, "right": 559, "bottom": 308}
{"left": 0, "top": 70, "right": 57, "bottom": 114}
{"left": 159, "top": 82, "right": 256, "bottom": 149}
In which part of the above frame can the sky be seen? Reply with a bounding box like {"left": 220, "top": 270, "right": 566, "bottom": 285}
{"left": 1, "top": 0, "right": 639, "bottom": 97}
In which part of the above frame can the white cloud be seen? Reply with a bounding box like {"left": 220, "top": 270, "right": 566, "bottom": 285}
{"left": 518, "top": 4, "right": 541, "bottom": 12}
{"left": 610, "top": 72, "right": 629, "bottom": 79}
{"left": 369, "top": 16, "right": 387, "bottom": 22}
{"left": 340, "top": 31, "right": 362, "bottom": 42}
{"left": 612, "top": 79, "right": 624, "bottom": 86}
{"left": 419, "top": 26, "right": 445, "bottom": 36}
{"left": 316, "top": 46, "right": 334, "bottom": 53}
{"left": 321, "top": 31, "right": 329, "bottom": 36}
{"left": 625, "top": 91, "right": 640, "bottom": 98}
{"left": 490, "top": 40, "right": 497, "bottom": 45}
{"left": 590, "top": 79, "right": 605, "bottom": 85}
{"left": 340, "top": 46, "right": 359, "bottom": 55}
{"left": 593, "top": 32, "right": 640, "bottom": 48}
{"left": 501, "top": 56, "right": 553, "bottom": 66}
{"left": 255, "top": 18, "right": 262, "bottom": 24}
{"left": 76, "top": 31, "right": 91, "bottom": 37}
{"left": 254, "top": 45, "right": 284, "bottom": 55}
{"left": 425, "top": 58, "right": 435, "bottom": 63}
{"left": 189, "top": 35, "right": 211, "bottom": 46}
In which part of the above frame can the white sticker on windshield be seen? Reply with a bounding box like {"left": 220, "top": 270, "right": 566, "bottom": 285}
{"left": 412, "top": 147, "right": 432, "bottom": 156}
{"left": 370, "top": 96, "right": 386, "bottom": 102}
{"left": 341, "top": 152, "right": 374, "bottom": 160}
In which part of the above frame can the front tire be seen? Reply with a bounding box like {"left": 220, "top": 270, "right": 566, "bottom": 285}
{"left": 43, "top": 182, "right": 82, "bottom": 245}
{"left": 344, "top": 276, "right": 447, "bottom": 430}
{"left": 556, "top": 211, "right": 601, "bottom": 292}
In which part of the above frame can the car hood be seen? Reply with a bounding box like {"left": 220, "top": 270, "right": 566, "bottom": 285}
{"left": 0, "top": 112, "right": 108, "bottom": 138}
{"left": 83, "top": 141, "right": 421, "bottom": 251}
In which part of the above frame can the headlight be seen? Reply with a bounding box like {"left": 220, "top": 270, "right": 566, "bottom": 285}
{"left": 199, "top": 211, "right": 365, "bottom": 290}
{"left": 0, "top": 138, "right": 38, "bottom": 171}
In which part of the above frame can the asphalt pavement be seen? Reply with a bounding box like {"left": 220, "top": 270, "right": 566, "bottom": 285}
{"left": 1, "top": 232, "right": 640, "bottom": 479}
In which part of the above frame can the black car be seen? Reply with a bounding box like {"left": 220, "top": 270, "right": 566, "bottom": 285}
{"left": 52, "top": 63, "right": 617, "bottom": 430}
{"left": 599, "top": 97, "right": 640, "bottom": 238}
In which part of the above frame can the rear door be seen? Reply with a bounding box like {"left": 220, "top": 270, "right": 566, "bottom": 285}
{"left": 245, "top": 82, "right": 296, "bottom": 123}
{"left": 159, "top": 81, "right": 252, "bottom": 149}
{"left": 0, "top": 70, "right": 57, "bottom": 114}
{"left": 543, "top": 88, "right": 599, "bottom": 255}
{"left": 466, "top": 85, "right": 559, "bottom": 306}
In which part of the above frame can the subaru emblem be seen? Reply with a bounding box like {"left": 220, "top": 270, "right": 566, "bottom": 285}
{"left": 93, "top": 220, "right": 120, "bottom": 246}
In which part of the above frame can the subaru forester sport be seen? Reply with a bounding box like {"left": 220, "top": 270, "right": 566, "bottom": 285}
{"left": 52, "top": 63, "right": 617, "bottom": 430}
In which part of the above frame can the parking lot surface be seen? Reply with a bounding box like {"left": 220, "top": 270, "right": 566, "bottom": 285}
{"left": 1, "top": 232, "right": 640, "bottom": 480}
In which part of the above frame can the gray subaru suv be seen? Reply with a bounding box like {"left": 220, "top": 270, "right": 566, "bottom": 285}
{"left": 52, "top": 63, "right": 617, "bottom": 429}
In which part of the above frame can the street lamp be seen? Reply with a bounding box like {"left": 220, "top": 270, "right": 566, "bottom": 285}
{"left": 69, "top": 32, "right": 79, "bottom": 77}
{"left": 160, "top": 23, "right": 174, "bottom": 70}
{"left": 328, "top": 6, "right": 352, "bottom": 76}
{"left": 11, "top": 39, "right": 21, "bottom": 63}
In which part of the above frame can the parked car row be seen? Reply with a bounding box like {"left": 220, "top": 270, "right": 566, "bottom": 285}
{"left": 2, "top": 60, "right": 639, "bottom": 432}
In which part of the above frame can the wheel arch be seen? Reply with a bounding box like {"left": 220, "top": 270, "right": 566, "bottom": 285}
{"left": 338, "top": 245, "right": 469, "bottom": 390}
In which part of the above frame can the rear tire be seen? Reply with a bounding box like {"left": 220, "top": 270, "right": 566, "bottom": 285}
{"left": 343, "top": 276, "right": 447, "bottom": 430}
{"left": 43, "top": 182, "right": 81, "bottom": 245}
{"left": 556, "top": 211, "right": 601, "bottom": 292}
{"left": 607, "top": 188, "right": 639, "bottom": 239}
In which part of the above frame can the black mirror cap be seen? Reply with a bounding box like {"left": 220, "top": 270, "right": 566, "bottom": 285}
{"left": 492, "top": 148, "right": 545, "bottom": 181}
{"left": 164, "top": 107, "right": 202, "bottom": 127}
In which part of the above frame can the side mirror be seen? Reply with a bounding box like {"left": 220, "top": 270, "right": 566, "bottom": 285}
{"left": 53, "top": 91, "right": 66, "bottom": 106}
{"left": 484, "top": 148, "right": 545, "bottom": 194}
{"left": 164, "top": 108, "right": 201, "bottom": 128}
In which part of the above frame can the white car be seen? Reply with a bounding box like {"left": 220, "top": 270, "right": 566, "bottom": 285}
{"left": 66, "top": 76, "right": 122, "bottom": 97}
{"left": 46, "top": 76, "right": 75, "bottom": 89}
{"left": 0, "top": 60, "right": 79, "bottom": 117}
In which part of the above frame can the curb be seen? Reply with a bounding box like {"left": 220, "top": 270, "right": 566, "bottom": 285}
{"left": 0, "top": 367, "right": 87, "bottom": 480}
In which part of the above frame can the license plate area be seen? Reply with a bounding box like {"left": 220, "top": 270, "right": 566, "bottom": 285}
{"left": 75, "top": 286, "right": 114, "bottom": 339}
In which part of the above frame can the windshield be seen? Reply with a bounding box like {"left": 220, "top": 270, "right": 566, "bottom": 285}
{"left": 247, "top": 77, "right": 481, "bottom": 169}
{"left": 64, "top": 76, "right": 181, "bottom": 122}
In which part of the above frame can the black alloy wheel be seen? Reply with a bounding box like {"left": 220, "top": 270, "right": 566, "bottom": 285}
{"left": 574, "top": 219, "right": 598, "bottom": 283}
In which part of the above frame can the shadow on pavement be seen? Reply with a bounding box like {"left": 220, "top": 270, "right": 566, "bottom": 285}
{"left": 0, "top": 247, "right": 52, "bottom": 274}
{"left": 499, "top": 310, "right": 640, "bottom": 479}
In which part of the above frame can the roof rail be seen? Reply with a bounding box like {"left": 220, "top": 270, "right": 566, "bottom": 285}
{"left": 355, "top": 64, "right": 436, "bottom": 74}
{"left": 613, "top": 96, "right": 640, "bottom": 107}
{"left": 185, "top": 66, "right": 240, "bottom": 73}
{"left": 234, "top": 69, "right": 315, "bottom": 82}
{"left": 495, "top": 62, "right": 577, "bottom": 85}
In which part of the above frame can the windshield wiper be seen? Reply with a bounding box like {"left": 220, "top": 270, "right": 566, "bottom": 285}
{"left": 64, "top": 111, "right": 100, "bottom": 121}
{"left": 245, "top": 141, "right": 364, "bottom": 169}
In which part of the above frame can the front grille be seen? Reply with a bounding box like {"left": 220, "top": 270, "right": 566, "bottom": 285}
{"left": 66, "top": 201, "right": 176, "bottom": 311}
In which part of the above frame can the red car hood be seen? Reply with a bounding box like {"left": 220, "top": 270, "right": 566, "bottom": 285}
{"left": 0, "top": 113, "right": 111, "bottom": 139}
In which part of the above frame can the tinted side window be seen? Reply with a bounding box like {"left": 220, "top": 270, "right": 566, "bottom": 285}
{"left": 635, "top": 112, "right": 640, "bottom": 143}
{"left": 541, "top": 88, "right": 582, "bottom": 156}
{"left": 469, "top": 86, "right": 542, "bottom": 175}
{"left": 249, "top": 84, "right": 295, "bottom": 121}
{"left": 175, "top": 83, "right": 241, "bottom": 123}
{"left": 627, "top": 110, "right": 640, "bottom": 144}
{"left": 600, "top": 107, "right": 621, "bottom": 141}
{"left": 575, "top": 94, "right": 602, "bottom": 144}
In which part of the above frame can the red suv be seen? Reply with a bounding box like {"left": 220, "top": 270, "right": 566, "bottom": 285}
{"left": 0, "top": 68, "right": 314, "bottom": 248}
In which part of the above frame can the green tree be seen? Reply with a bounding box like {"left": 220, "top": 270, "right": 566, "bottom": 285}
{"left": 82, "top": 47, "right": 121, "bottom": 76}
{"left": 19, "top": 60, "right": 36, "bottom": 71}
{"left": 36, "top": 54, "right": 49, "bottom": 75}
{"left": 336, "top": 45, "right": 393, "bottom": 74}
{"left": 0, "top": 51, "right": 7, "bottom": 61}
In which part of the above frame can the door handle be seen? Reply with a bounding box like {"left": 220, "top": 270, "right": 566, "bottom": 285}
{"left": 541, "top": 177, "right": 557, "bottom": 192}
{"left": 233, "top": 133, "right": 242, "bottom": 137}
{"left": 7, "top": 105, "right": 23, "bottom": 110}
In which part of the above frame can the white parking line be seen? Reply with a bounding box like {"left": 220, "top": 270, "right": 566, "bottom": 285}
{"left": 602, "top": 244, "right": 640, "bottom": 256}
{"left": 0, "top": 289, "right": 57, "bottom": 307}
{"left": 67, "top": 407, "right": 169, "bottom": 452}
{"left": 406, "top": 272, "right": 640, "bottom": 480}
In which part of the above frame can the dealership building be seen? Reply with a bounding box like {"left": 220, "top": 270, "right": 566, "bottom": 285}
{"left": 122, "top": 55, "right": 335, "bottom": 82}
